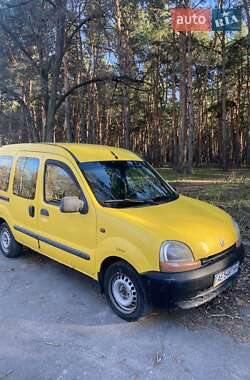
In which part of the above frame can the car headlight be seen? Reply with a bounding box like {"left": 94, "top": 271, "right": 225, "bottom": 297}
{"left": 232, "top": 219, "right": 241, "bottom": 248}
{"left": 160, "top": 241, "right": 201, "bottom": 272}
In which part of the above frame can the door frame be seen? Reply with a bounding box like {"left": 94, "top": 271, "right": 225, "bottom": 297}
{"left": 43, "top": 159, "right": 89, "bottom": 214}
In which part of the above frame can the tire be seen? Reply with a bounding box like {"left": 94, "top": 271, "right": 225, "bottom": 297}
{"left": 103, "top": 260, "right": 152, "bottom": 321}
{"left": 0, "top": 223, "right": 23, "bottom": 258}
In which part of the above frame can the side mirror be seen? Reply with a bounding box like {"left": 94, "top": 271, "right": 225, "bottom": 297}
{"left": 60, "top": 196, "right": 84, "bottom": 213}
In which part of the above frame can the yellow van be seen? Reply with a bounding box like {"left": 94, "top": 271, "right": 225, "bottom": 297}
{"left": 0, "top": 144, "right": 244, "bottom": 320}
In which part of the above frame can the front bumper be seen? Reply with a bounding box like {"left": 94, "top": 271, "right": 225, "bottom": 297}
{"left": 141, "top": 244, "right": 245, "bottom": 309}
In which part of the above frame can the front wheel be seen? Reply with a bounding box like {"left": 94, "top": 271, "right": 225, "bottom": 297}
{"left": 103, "top": 261, "right": 152, "bottom": 321}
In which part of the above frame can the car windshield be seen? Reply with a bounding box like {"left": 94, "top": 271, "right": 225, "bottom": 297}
{"left": 80, "top": 160, "right": 178, "bottom": 208}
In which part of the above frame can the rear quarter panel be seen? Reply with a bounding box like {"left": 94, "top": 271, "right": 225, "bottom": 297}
{"left": 0, "top": 149, "right": 17, "bottom": 234}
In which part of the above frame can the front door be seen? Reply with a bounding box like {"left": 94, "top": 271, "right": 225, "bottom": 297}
{"left": 37, "top": 156, "right": 96, "bottom": 276}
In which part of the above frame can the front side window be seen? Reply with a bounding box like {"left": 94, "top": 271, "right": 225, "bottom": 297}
{"left": 0, "top": 156, "right": 13, "bottom": 191}
{"left": 13, "top": 157, "right": 39, "bottom": 200}
{"left": 45, "top": 163, "right": 81, "bottom": 203}
{"left": 80, "top": 160, "right": 178, "bottom": 208}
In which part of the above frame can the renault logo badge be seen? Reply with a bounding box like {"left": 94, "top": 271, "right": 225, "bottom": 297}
{"left": 220, "top": 239, "right": 225, "bottom": 247}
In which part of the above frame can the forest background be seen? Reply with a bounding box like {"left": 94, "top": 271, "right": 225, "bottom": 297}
{"left": 0, "top": 0, "right": 249, "bottom": 173}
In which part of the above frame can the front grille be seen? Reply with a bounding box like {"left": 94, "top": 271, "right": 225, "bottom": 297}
{"left": 201, "top": 244, "right": 236, "bottom": 266}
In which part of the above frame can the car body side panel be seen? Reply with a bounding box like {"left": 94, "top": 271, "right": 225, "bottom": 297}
{"left": 95, "top": 208, "right": 161, "bottom": 275}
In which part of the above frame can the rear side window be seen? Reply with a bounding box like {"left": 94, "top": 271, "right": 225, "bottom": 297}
{"left": 45, "top": 163, "right": 81, "bottom": 203}
{"left": 0, "top": 156, "right": 13, "bottom": 192}
{"left": 13, "top": 157, "right": 39, "bottom": 200}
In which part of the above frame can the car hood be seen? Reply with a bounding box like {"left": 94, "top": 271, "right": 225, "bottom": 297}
{"left": 116, "top": 195, "right": 237, "bottom": 260}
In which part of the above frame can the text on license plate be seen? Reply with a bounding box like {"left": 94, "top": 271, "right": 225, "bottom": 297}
{"left": 213, "top": 262, "right": 240, "bottom": 287}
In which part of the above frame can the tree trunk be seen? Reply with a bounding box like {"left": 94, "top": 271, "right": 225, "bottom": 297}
{"left": 22, "top": 82, "right": 38, "bottom": 143}
{"left": 63, "top": 53, "right": 73, "bottom": 142}
{"left": 77, "top": 30, "right": 87, "bottom": 143}
{"left": 186, "top": 31, "right": 194, "bottom": 174}
{"left": 45, "top": 0, "right": 66, "bottom": 142}
{"left": 221, "top": 31, "right": 228, "bottom": 171}
{"left": 171, "top": 31, "right": 178, "bottom": 169}
{"left": 243, "top": 0, "right": 250, "bottom": 165}
{"left": 39, "top": 45, "right": 49, "bottom": 142}
{"left": 114, "top": 0, "right": 130, "bottom": 149}
{"left": 177, "top": 32, "right": 187, "bottom": 172}
{"left": 235, "top": 70, "right": 242, "bottom": 167}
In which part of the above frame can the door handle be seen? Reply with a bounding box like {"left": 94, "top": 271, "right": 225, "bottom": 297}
{"left": 28, "top": 205, "right": 35, "bottom": 218}
{"left": 40, "top": 208, "right": 49, "bottom": 217}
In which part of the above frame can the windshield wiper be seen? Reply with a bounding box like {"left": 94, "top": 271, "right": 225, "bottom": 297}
{"left": 104, "top": 198, "right": 158, "bottom": 206}
{"left": 153, "top": 193, "right": 178, "bottom": 203}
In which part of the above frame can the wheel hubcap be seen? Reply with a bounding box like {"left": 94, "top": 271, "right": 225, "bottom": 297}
{"left": 110, "top": 273, "right": 137, "bottom": 314}
{"left": 1, "top": 229, "right": 11, "bottom": 253}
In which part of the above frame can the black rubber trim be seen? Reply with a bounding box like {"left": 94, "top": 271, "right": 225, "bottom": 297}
{"left": 175, "top": 276, "right": 234, "bottom": 309}
{"left": 141, "top": 244, "right": 244, "bottom": 308}
{"left": 0, "top": 195, "right": 10, "bottom": 202}
{"left": 14, "top": 225, "right": 90, "bottom": 260}
{"left": 14, "top": 225, "right": 38, "bottom": 239}
{"left": 201, "top": 244, "right": 236, "bottom": 266}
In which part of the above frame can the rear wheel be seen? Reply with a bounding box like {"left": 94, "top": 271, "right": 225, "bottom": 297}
{"left": 0, "top": 223, "right": 23, "bottom": 258}
{"left": 103, "top": 261, "right": 152, "bottom": 321}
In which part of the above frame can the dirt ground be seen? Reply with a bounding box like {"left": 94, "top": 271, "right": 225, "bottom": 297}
{"left": 0, "top": 179, "right": 249, "bottom": 380}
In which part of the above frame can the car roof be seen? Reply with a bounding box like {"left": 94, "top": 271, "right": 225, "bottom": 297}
{"left": 0, "top": 143, "right": 141, "bottom": 162}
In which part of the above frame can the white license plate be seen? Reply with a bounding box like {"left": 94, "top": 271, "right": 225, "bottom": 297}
{"left": 213, "top": 262, "right": 240, "bottom": 287}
